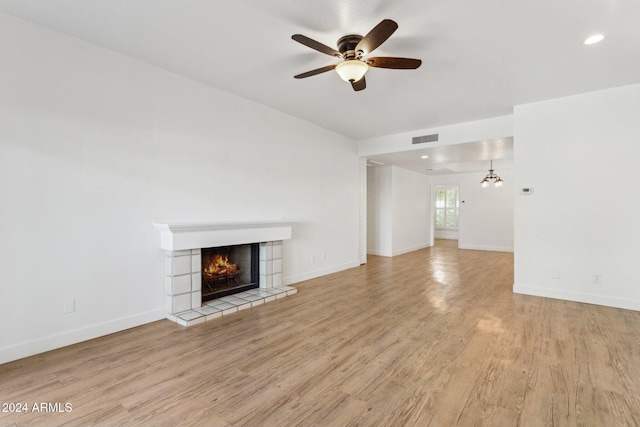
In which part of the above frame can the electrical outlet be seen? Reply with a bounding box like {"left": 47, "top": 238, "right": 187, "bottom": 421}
{"left": 552, "top": 270, "right": 561, "bottom": 279}
{"left": 64, "top": 298, "right": 76, "bottom": 314}
{"left": 593, "top": 274, "right": 602, "bottom": 284}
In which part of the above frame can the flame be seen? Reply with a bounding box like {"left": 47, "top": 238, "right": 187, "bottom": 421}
{"left": 204, "top": 253, "right": 238, "bottom": 278}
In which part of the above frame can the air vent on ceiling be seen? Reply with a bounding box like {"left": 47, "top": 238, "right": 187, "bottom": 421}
{"left": 412, "top": 133, "right": 439, "bottom": 144}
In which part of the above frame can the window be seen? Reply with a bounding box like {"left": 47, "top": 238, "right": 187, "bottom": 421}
{"left": 435, "top": 185, "right": 459, "bottom": 229}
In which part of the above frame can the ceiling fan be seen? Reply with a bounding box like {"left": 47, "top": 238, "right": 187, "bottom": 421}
{"left": 292, "top": 19, "right": 422, "bottom": 92}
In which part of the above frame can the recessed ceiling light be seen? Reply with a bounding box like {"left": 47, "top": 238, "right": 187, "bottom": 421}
{"left": 584, "top": 34, "right": 604, "bottom": 45}
{"left": 421, "top": 155, "right": 429, "bottom": 159}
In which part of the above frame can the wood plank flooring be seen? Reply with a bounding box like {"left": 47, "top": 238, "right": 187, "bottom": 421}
{"left": 2, "top": 239, "right": 640, "bottom": 426}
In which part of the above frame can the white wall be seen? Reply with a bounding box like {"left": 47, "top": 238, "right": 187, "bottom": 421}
{"left": 430, "top": 171, "right": 514, "bottom": 251}
{"left": 367, "top": 166, "right": 392, "bottom": 256}
{"left": 391, "top": 167, "right": 431, "bottom": 255}
{"left": 513, "top": 83, "right": 640, "bottom": 311}
{"left": 0, "top": 14, "right": 360, "bottom": 363}
{"left": 367, "top": 166, "right": 430, "bottom": 256}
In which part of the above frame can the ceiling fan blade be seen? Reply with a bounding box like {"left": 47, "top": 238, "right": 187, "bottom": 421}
{"left": 355, "top": 19, "right": 398, "bottom": 55}
{"left": 294, "top": 64, "right": 337, "bottom": 79}
{"left": 367, "top": 57, "right": 422, "bottom": 69}
{"left": 351, "top": 76, "right": 366, "bottom": 91}
{"left": 292, "top": 34, "right": 342, "bottom": 58}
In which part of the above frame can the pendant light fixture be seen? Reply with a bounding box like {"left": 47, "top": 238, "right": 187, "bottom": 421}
{"left": 480, "top": 160, "right": 503, "bottom": 188}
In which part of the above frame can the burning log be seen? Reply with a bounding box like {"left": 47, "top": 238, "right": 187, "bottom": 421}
{"left": 203, "top": 253, "right": 239, "bottom": 279}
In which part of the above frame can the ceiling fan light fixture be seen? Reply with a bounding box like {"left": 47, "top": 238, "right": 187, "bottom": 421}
{"left": 292, "top": 19, "right": 421, "bottom": 91}
{"left": 335, "top": 60, "right": 368, "bottom": 82}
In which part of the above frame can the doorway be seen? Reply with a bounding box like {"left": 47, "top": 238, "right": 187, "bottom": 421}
{"left": 433, "top": 184, "right": 460, "bottom": 241}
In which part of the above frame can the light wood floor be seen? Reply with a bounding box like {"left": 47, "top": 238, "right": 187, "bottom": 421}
{"left": 2, "top": 240, "right": 640, "bottom": 426}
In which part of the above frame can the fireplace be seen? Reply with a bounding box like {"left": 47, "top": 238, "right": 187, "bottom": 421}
{"left": 201, "top": 244, "right": 259, "bottom": 302}
{"left": 154, "top": 220, "right": 294, "bottom": 323}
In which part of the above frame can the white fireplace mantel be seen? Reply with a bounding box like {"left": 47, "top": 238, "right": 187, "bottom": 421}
{"left": 153, "top": 220, "right": 293, "bottom": 251}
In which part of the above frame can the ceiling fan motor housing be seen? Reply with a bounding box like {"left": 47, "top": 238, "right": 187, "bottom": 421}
{"left": 337, "top": 35, "right": 364, "bottom": 59}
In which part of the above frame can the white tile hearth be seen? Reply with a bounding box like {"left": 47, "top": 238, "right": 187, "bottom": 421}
{"left": 167, "top": 286, "right": 297, "bottom": 326}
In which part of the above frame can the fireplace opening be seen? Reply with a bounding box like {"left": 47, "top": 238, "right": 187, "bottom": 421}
{"left": 201, "top": 243, "right": 259, "bottom": 302}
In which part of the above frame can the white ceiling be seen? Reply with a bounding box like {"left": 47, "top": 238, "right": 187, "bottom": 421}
{"left": 1, "top": 0, "right": 639, "bottom": 145}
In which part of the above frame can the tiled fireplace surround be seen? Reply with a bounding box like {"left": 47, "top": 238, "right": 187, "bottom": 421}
{"left": 154, "top": 221, "right": 295, "bottom": 326}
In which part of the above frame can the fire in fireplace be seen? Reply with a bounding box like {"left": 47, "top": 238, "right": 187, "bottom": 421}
{"left": 201, "top": 244, "right": 259, "bottom": 302}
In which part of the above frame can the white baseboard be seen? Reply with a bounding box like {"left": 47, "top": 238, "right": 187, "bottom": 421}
{"left": 513, "top": 284, "right": 640, "bottom": 311}
{"left": 284, "top": 260, "right": 361, "bottom": 285}
{"left": 434, "top": 231, "right": 459, "bottom": 240}
{"left": 458, "top": 244, "right": 514, "bottom": 253}
{"left": 0, "top": 308, "right": 166, "bottom": 365}
{"left": 367, "top": 249, "right": 392, "bottom": 257}
{"left": 392, "top": 243, "right": 431, "bottom": 256}
{"left": 368, "top": 243, "right": 431, "bottom": 258}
